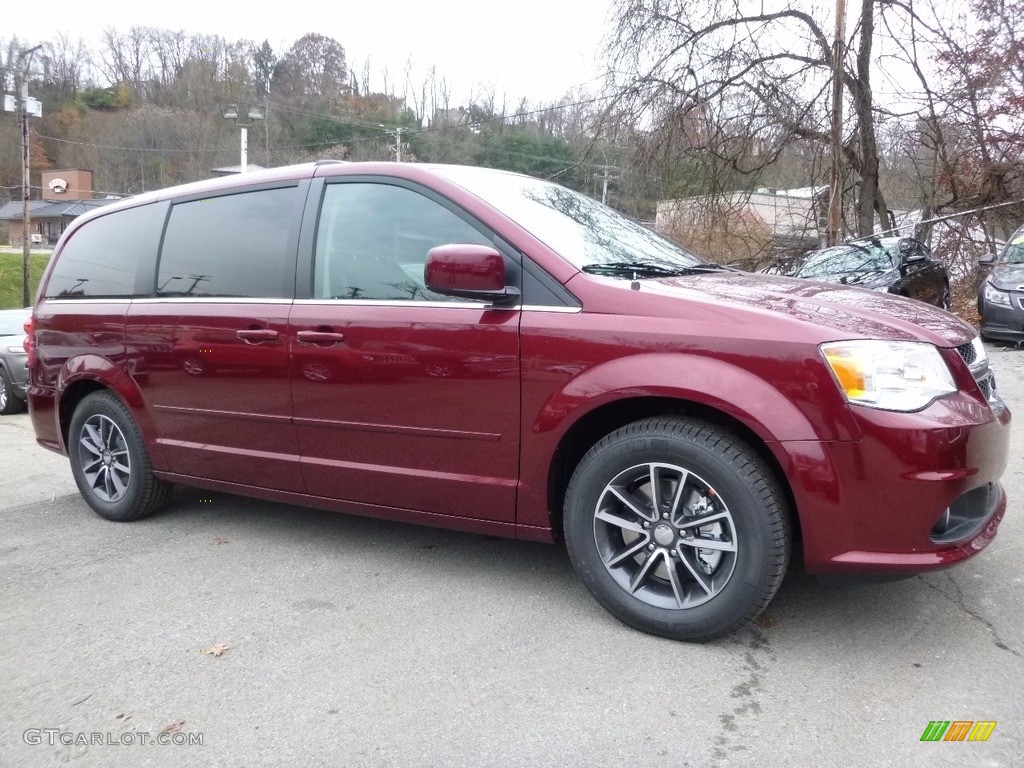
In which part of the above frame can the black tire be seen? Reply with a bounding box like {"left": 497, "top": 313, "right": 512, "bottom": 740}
{"left": 0, "top": 368, "right": 25, "bottom": 415}
{"left": 564, "top": 417, "right": 790, "bottom": 642}
{"left": 67, "top": 391, "right": 173, "bottom": 521}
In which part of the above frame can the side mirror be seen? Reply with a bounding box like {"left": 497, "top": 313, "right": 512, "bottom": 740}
{"left": 425, "top": 244, "right": 520, "bottom": 305}
{"left": 978, "top": 253, "right": 998, "bottom": 267}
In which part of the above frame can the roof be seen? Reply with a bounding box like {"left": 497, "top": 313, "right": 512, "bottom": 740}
{"left": 210, "top": 164, "right": 268, "bottom": 175}
{"left": 0, "top": 198, "right": 117, "bottom": 221}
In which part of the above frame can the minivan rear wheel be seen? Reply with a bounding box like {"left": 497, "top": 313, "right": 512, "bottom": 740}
{"left": 564, "top": 417, "right": 790, "bottom": 642}
{"left": 68, "top": 392, "right": 173, "bottom": 521}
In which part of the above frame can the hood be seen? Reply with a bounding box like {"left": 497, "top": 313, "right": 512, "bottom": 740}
{"left": 987, "top": 263, "right": 1024, "bottom": 291}
{"left": 632, "top": 271, "right": 975, "bottom": 346}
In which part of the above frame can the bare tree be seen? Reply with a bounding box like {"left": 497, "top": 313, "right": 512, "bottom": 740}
{"left": 607, "top": 0, "right": 894, "bottom": 238}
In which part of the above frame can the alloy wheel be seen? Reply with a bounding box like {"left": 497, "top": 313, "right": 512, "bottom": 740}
{"left": 593, "top": 461, "right": 738, "bottom": 610}
{"left": 77, "top": 414, "right": 132, "bottom": 503}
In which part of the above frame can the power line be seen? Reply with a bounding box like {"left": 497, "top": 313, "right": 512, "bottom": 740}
{"left": 35, "top": 135, "right": 227, "bottom": 153}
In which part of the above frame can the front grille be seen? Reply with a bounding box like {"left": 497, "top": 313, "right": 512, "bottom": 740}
{"left": 978, "top": 373, "right": 995, "bottom": 401}
{"left": 955, "top": 340, "right": 977, "bottom": 367}
{"left": 953, "top": 337, "right": 1003, "bottom": 413}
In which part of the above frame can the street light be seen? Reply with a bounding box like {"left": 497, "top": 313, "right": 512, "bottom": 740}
{"left": 221, "top": 104, "right": 265, "bottom": 173}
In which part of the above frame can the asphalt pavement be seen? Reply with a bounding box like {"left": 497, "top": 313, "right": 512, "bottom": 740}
{"left": 1, "top": 346, "right": 1022, "bottom": 767}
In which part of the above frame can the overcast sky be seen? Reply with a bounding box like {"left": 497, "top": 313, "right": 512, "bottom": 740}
{"left": 5, "top": 0, "right": 616, "bottom": 104}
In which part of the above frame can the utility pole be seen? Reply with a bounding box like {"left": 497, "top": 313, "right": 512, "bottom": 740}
{"left": 827, "top": 0, "right": 847, "bottom": 247}
{"left": 19, "top": 45, "right": 43, "bottom": 308}
{"left": 593, "top": 164, "right": 619, "bottom": 205}
{"left": 378, "top": 125, "right": 404, "bottom": 162}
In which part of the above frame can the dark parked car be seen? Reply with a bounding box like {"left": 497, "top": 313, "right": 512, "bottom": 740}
{"left": 0, "top": 307, "right": 31, "bottom": 414}
{"left": 26, "top": 163, "right": 1008, "bottom": 641}
{"left": 978, "top": 225, "right": 1024, "bottom": 343}
{"left": 787, "top": 237, "right": 950, "bottom": 309}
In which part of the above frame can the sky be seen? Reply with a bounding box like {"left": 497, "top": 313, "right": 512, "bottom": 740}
{"left": 4, "top": 0, "right": 617, "bottom": 104}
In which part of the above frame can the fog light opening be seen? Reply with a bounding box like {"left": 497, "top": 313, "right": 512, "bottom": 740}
{"left": 930, "top": 485, "right": 997, "bottom": 544}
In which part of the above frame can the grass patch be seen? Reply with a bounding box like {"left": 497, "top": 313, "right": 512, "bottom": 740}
{"left": 0, "top": 252, "right": 52, "bottom": 309}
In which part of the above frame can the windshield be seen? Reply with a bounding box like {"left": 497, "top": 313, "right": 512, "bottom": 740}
{"left": 1000, "top": 231, "right": 1024, "bottom": 264}
{"left": 796, "top": 243, "right": 895, "bottom": 278}
{"left": 0, "top": 311, "right": 29, "bottom": 336}
{"left": 433, "top": 166, "right": 704, "bottom": 271}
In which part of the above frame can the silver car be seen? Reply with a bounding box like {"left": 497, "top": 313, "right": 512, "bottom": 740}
{"left": 0, "top": 307, "right": 31, "bottom": 415}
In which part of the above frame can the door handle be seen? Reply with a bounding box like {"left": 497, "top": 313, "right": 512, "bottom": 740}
{"left": 296, "top": 330, "right": 346, "bottom": 346}
{"left": 236, "top": 328, "right": 279, "bottom": 344}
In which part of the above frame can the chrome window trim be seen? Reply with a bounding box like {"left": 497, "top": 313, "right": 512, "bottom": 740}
{"left": 292, "top": 299, "right": 491, "bottom": 309}
{"left": 41, "top": 298, "right": 135, "bottom": 305}
{"left": 133, "top": 297, "right": 294, "bottom": 305}
{"left": 41, "top": 298, "right": 582, "bottom": 312}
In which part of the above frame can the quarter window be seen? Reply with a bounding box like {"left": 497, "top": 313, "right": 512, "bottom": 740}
{"left": 45, "top": 204, "right": 160, "bottom": 299}
{"left": 158, "top": 187, "right": 297, "bottom": 298}
{"left": 313, "top": 183, "right": 492, "bottom": 301}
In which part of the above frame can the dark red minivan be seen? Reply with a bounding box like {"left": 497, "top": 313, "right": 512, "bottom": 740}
{"left": 26, "top": 162, "right": 1010, "bottom": 641}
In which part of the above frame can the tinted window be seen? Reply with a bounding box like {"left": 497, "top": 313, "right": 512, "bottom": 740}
{"left": 313, "top": 183, "right": 491, "bottom": 301}
{"left": 158, "top": 187, "right": 297, "bottom": 298}
{"left": 45, "top": 204, "right": 160, "bottom": 298}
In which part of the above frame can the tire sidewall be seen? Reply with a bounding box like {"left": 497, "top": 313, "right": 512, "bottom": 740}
{"left": 68, "top": 393, "right": 148, "bottom": 522}
{"left": 0, "top": 369, "right": 10, "bottom": 414}
{"left": 565, "top": 424, "right": 781, "bottom": 640}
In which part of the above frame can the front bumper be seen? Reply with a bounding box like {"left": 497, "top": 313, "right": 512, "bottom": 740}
{"left": 3, "top": 354, "right": 29, "bottom": 398}
{"left": 979, "top": 293, "right": 1024, "bottom": 341}
{"left": 781, "top": 389, "right": 1010, "bottom": 576}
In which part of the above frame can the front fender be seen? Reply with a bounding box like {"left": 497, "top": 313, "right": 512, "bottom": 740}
{"left": 531, "top": 352, "right": 861, "bottom": 444}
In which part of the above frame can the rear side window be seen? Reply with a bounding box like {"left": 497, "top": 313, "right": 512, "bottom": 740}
{"left": 158, "top": 187, "right": 297, "bottom": 298}
{"left": 44, "top": 204, "right": 160, "bottom": 299}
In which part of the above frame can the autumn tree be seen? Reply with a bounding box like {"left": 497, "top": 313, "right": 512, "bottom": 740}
{"left": 273, "top": 33, "right": 349, "bottom": 108}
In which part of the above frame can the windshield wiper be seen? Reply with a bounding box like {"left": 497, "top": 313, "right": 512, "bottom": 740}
{"left": 581, "top": 262, "right": 728, "bottom": 278}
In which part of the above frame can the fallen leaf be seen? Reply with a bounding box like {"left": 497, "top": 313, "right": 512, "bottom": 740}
{"left": 202, "top": 643, "right": 230, "bottom": 657}
{"left": 161, "top": 721, "right": 185, "bottom": 735}
{"left": 212, "top": 537, "right": 229, "bottom": 545}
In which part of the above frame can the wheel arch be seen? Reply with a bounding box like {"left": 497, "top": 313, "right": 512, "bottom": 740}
{"left": 58, "top": 379, "right": 110, "bottom": 448}
{"left": 55, "top": 358, "right": 158, "bottom": 461}
{"left": 546, "top": 395, "right": 801, "bottom": 549}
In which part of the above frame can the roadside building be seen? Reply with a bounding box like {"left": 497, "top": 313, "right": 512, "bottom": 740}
{"left": 0, "top": 170, "right": 117, "bottom": 246}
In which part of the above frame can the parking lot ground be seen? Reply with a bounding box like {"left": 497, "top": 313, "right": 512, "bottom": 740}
{"left": 1, "top": 346, "right": 1022, "bottom": 767}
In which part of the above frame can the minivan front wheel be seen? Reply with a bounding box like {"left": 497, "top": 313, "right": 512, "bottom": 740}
{"left": 564, "top": 418, "right": 790, "bottom": 641}
{"left": 68, "top": 392, "right": 172, "bottom": 521}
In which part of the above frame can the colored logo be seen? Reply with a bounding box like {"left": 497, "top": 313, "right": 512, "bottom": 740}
{"left": 920, "top": 721, "right": 996, "bottom": 742}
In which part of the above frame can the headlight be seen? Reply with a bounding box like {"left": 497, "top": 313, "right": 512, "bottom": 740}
{"left": 983, "top": 283, "right": 1011, "bottom": 307}
{"left": 821, "top": 340, "right": 957, "bottom": 411}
